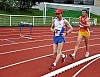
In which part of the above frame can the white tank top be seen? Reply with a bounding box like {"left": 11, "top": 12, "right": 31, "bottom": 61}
{"left": 54, "top": 17, "right": 65, "bottom": 36}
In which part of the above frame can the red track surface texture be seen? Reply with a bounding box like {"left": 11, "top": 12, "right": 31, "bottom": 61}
{"left": 0, "top": 27, "right": 100, "bottom": 77}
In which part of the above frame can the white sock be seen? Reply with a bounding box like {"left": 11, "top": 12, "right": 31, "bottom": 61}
{"left": 86, "top": 52, "right": 89, "bottom": 54}
{"left": 72, "top": 53, "right": 75, "bottom": 56}
{"left": 62, "top": 54, "right": 65, "bottom": 58}
{"left": 53, "top": 63, "right": 56, "bottom": 66}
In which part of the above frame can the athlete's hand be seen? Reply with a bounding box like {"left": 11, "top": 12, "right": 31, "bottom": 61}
{"left": 50, "top": 28, "right": 55, "bottom": 32}
{"left": 62, "top": 33, "right": 66, "bottom": 37}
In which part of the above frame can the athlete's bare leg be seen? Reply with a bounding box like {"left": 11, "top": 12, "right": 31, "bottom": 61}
{"left": 53, "top": 43, "right": 58, "bottom": 54}
{"left": 84, "top": 37, "right": 89, "bottom": 57}
{"left": 70, "top": 35, "right": 83, "bottom": 59}
{"left": 53, "top": 42, "right": 64, "bottom": 66}
{"left": 73, "top": 35, "right": 83, "bottom": 54}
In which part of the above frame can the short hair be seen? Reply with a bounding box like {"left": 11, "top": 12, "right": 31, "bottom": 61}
{"left": 82, "top": 9, "right": 88, "bottom": 13}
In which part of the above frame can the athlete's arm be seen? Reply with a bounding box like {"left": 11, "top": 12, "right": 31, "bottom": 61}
{"left": 64, "top": 20, "right": 73, "bottom": 34}
{"left": 62, "top": 20, "right": 73, "bottom": 37}
{"left": 50, "top": 20, "right": 55, "bottom": 32}
{"left": 84, "top": 18, "right": 90, "bottom": 28}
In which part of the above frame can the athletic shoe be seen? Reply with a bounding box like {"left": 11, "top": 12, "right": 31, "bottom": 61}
{"left": 85, "top": 52, "right": 89, "bottom": 58}
{"left": 62, "top": 55, "right": 67, "bottom": 63}
{"left": 49, "top": 64, "right": 56, "bottom": 70}
{"left": 69, "top": 54, "right": 75, "bottom": 59}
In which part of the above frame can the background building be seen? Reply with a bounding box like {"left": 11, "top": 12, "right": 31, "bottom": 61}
{"left": 94, "top": 0, "right": 100, "bottom": 6}
{"left": 53, "top": 0, "right": 96, "bottom": 5}
{"left": 74, "top": 0, "right": 94, "bottom": 5}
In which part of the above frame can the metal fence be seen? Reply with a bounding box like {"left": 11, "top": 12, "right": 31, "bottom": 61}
{"left": 0, "top": 14, "right": 97, "bottom": 27}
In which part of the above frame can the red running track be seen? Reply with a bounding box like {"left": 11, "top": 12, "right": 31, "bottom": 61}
{"left": 0, "top": 27, "right": 100, "bottom": 77}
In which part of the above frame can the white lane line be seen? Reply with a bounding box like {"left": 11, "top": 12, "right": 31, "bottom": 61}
{"left": 3, "top": 39, "right": 18, "bottom": 44}
{"left": 0, "top": 31, "right": 100, "bottom": 36}
{"left": 0, "top": 34, "right": 20, "bottom": 36}
{"left": 0, "top": 29, "right": 50, "bottom": 33}
{"left": 0, "top": 27, "right": 99, "bottom": 37}
{"left": 0, "top": 44, "right": 53, "bottom": 55}
{"left": 0, "top": 37, "right": 21, "bottom": 40}
{"left": 0, "top": 43, "right": 100, "bottom": 70}
{"left": 0, "top": 30, "right": 52, "bottom": 35}
{"left": 41, "top": 54, "right": 100, "bottom": 77}
{"left": 0, "top": 34, "right": 100, "bottom": 47}
{"left": 0, "top": 27, "right": 99, "bottom": 33}
{"left": 0, "top": 35, "right": 77, "bottom": 47}
{"left": 72, "top": 57, "right": 100, "bottom": 77}
{"left": 0, "top": 34, "right": 53, "bottom": 41}
{"left": 1, "top": 37, "right": 100, "bottom": 55}
{"left": 0, "top": 38, "right": 52, "bottom": 47}
{"left": 0, "top": 38, "right": 100, "bottom": 55}
{"left": 0, "top": 32, "right": 52, "bottom": 36}
{"left": 0, "top": 33, "right": 99, "bottom": 41}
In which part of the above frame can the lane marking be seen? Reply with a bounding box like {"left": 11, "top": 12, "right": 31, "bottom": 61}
{"left": 0, "top": 31, "right": 100, "bottom": 36}
{"left": 0, "top": 34, "right": 53, "bottom": 41}
{"left": 0, "top": 38, "right": 100, "bottom": 55}
{"left": 0, "top": 33, "right": 52, "bottom": 36}
{"left": 0, "top": 35, "right": 77, "bottom": 46}
{"left": 0, "top": 34, "right": 100, "bottom": 47}
{"left": 1, "top": 33, "right": 99, "bottom": 40}
{"left": 3, "top": 39, "right": 18, "bottom": 44}
{"left": 0, "top": 27, "right": 99, "bottom": 33}
{"left": 0, "top": 43, "right": 100, "bottom": 70}
{"left": 0, "top": 30, "right": 51, "bottom": 34}
{"left": 41, "top": 54, "right": 100, "bottom": 77}
{"left": 72, "top": 57, "right": 100, "bottom": 77}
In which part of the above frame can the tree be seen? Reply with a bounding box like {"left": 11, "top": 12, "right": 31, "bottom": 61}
{"left": 0, "top": 0, "right": 51, "bottom": 12}
{"left": 0, "top": 0, "right": 11, "bottom": 11}
{"left": 19, "top": 0, "right": 32, "bottom": 12}
{"left": 64, "top": 0, "right": 74, "bottom": 4}
{"left": 0, "top": 0, "right": 18, "bottom": 7}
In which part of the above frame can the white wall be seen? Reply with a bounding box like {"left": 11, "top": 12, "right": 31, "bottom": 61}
{"left": 32, "top": 2, "right": 100, "bottom": 15}
{"left": 90, "top": 6, "right": 100, "bottom": 15}
{"left": 74, "top": 0, "right": 94, "bottom": 5}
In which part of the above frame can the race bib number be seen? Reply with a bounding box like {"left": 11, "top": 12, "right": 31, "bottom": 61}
{"left": 55, "top": 29, "right": 60, "bottom": 36}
